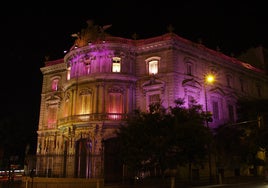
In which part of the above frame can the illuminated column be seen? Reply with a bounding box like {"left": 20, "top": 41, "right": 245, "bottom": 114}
{"left": 94, "top": 85, "right": 99, "bottom": 113}
{"left": 98, "top": 83, "right": 105, "bottom": 114}
{"left": 71, "top": 89, "right": 77, "bottom": 116}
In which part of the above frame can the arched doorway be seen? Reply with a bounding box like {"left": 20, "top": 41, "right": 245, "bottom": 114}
{"left": 75, "top": 138, "right": 92, "bottom": 178}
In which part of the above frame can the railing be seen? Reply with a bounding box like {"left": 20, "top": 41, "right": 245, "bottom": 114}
{"left": 57, "top": 113, "right": 129, "bottom": 126}
{"left": 28, "top": 154, "right": 103, "bottom": 179}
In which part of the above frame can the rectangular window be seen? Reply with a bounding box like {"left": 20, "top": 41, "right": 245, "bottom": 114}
{"left": 80, "top": 94, "right": 92, "bottom": 114}
{"left": 188, "top": 95, "right": 195, "bottom": 107}
{"left": 85, "top": 65, "right": 91, "bottom": 75}
{"left": 112, "top": 63, "right": 121, "bottom": 72}
{"left": 186, "top": 64, "right": 192, "bottom": 75}
{"left": 212, "top": 101, "right": 219, "bottom": 120}
{"left": 47, "top": 106, "right": 57, "bottom": 128}
{"left": 112, "top": 57, "right": 121, "bottom": 72}
{"left": 108, "top": 93, "right": 123, "bottom": 120}
{"left": 149, "top": 60, "right": 158, "bottom": 75}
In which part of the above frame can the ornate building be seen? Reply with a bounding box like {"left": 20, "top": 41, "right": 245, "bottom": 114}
{"left": 36, "top": 21, "right": 268, "bottom": 180}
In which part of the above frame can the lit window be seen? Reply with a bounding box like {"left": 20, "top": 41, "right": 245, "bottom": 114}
{"left": 108, "top": 93, "right": 123, "bottom": 120}
{"left": 148, "top": 60, "right": 158, "bottom": 75}
{"left": 47, "top": 105, "right": 57, "bottom": 129}
{"left": 79, "top": 90, "right": 92, "bottom": 114}
{"left": 112, "top": 57, "right": 121, "bottom": 72}
{"left": 84, "top": 56, "right": 91, "bottom": 75}
{"left": 52, "top": 79, "right": 59, "bottom": 91}
{"left": 85, "top": 64, "right": 91, "bottom": 75}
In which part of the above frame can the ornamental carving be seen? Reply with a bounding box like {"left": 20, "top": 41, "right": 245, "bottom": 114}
{"left": 71, "top": 20, "right": 112, "bottom": 47}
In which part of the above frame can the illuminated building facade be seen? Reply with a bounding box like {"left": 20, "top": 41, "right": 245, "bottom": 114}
{"left": 36, "top": 22, "right": 268, "bottom": 179}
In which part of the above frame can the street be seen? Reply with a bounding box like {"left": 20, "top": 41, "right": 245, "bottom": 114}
{"left": 195, "top": 181, "right": 268, "bottom": 188}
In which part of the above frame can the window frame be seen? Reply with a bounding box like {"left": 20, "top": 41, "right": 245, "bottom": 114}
{"left": 145, "top": 56, "right": 161, "bottom": 75}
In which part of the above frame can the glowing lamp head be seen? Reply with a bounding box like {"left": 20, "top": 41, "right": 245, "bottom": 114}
{"left": 205, "top": 74, "right": 215, "bottom": 84}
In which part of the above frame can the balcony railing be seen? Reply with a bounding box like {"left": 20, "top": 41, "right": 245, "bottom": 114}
{"left": 57, "top": 113, "right": 129, "bottom": 126}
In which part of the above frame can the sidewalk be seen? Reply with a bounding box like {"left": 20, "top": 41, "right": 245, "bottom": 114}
{"left": 104, "top": 176, "right": 265, "bottom": 188}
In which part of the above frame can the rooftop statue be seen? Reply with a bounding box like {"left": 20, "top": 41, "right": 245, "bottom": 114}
{"left": 71, "top": 20, "right": 112, "bottom": 47}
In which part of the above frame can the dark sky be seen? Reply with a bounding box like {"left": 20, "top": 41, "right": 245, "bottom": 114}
{"left": 0, "top": 1, "right": 267, "bottom": 150}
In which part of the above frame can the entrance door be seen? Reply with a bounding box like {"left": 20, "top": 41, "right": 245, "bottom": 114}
{"left": 75, "top": 138, "right": 91, "bottom": 178}
{"left": 103, "top": 138, "right": 123, "bottom": 183}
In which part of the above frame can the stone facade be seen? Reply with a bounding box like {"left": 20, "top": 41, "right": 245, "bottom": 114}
{"left": 36, "top": 22, "right": 268, "bottom": 179}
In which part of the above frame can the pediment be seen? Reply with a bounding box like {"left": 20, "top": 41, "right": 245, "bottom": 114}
{"left": 210, "top": 87, "right": 226, "bottom": 96}
{"left": 182, "top": 78, "right": 201, "bottom": 89}
{"left": 142, "top": 77, "right": 165, "bottom": 92}
{"left": 45, "top": 94, "right": 61, "bottom": 105}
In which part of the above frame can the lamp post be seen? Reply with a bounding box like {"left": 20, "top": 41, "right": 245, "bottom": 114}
{"left": 204, "top": 73, "right": 215, "bottom": 183}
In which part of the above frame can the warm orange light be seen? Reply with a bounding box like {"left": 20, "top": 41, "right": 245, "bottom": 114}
{"left": 205, "top": 74, "right": 215, "bottom": 84}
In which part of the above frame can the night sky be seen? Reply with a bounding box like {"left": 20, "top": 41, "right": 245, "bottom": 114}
{"left": 0, "top": 1, "right": 267, "bottom": 153}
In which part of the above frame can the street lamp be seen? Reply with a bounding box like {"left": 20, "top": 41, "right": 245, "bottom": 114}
{"left": 204, "top": 73, "right": 215, "bottom": 183}
{"left": 204, "top": 73, "right": 215, "bottom": 127}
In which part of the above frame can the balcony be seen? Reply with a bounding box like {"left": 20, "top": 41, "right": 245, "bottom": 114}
{"left": 57, "top": 113, "right": 129, "bottom": 126}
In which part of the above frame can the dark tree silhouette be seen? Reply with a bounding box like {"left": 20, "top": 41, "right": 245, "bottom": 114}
{"left": 116, "top": 98, "right": 213, "bottom": 181}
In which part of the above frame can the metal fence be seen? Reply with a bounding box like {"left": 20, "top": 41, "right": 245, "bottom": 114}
{"left": 25, "top": 154, "right": 103, "bottom": 179}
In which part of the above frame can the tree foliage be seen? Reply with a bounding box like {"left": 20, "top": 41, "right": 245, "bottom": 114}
{"left": 213, "top": 98, "right": 268, "bottom": 174}
{"left": 237, "top": 98, "right": 268, "bottom": 125}
{"left": 115, "top": 98, "right": 213, "bottom": 177}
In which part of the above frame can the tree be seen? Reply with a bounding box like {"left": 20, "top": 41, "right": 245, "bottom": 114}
{"left": 237, "top": 98, "right": 268, "bottom": 127}
{"left": 236, "top": 98, "right": 268, "bottom": 174}
{"left": 169, "top": 99, "right": 213, "bottom": 180}
{"left": 214, "top": 121, "right": 264, "bottom": 176}
{"left": 214, "top": 124, "right": 247, "bottom": 171}
{"left": 116, "top": 98, "right": 213, "bottom": 181}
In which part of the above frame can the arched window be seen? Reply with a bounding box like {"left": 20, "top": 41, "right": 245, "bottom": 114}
{"left": 52, "top": 79, "right": 59, "bottom": 91}
{"left": 79, "top": 89, "right": 93, "bottom": 114}
{"left": 47, "top": 105, "right": 57, "bottom": 129}
{"left": 108, "top": 93, "right": 123, "bottom": 120}
{"left": 108, "top": 86, "right": 124, "bottom": 120}
{"left": 50, "top": 76, "right": 61, "bottom": 91}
